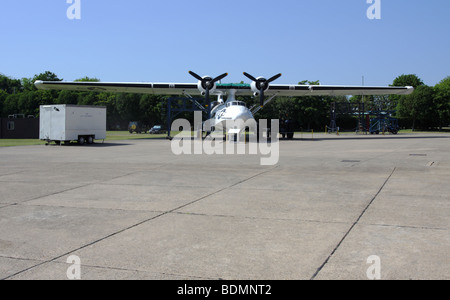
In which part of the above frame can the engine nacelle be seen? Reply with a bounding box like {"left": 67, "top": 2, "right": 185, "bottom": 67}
{"left": 197, "top": 76, "right": 217, "bottom": 94}
{"left": 250, "top": 77, "right": 269, "bottom": 95}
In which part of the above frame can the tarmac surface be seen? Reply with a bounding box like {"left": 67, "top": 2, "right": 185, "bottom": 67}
{"left": 0, "top": 133, "right": 449, "bottom": 280}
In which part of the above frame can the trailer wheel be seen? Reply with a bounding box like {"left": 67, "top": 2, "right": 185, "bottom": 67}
{"left": 78, "top": 136, "right": 85, "bottom": 145}
{"left": 87, "top": 136, "right": 94, "bottom": 144}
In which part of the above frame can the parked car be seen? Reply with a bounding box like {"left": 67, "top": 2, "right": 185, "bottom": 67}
{"left": 148, "top": 125, "right": 166, "bottom": 134}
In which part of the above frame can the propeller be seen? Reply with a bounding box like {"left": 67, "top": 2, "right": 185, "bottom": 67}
{"left": 189, "top": 70, "right": 228, "bottom": 104}
{"left": 188, "top": 71, "right": 228, "bottom": 135}
{"left": 243, "top": 72, "right": 282, "bottom": 107}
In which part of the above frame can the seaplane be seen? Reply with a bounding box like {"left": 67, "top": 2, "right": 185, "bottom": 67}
{"left": 35, "top": 71, "right": 414, "bottom": 137}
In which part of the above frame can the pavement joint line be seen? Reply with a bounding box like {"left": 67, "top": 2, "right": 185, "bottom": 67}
{"left": 309, "top": 167, "right": 397, "bottom": 280}
{"left": 167, "top": 166, "right": 279, "bottom": 214}
{"left": 2, "top": 165, "right": 278, "bottom": 280}
{"left": 50, "top": 259, "right": 221, "bottom": 280}
{"left": 0, "top": 171, "right": 27, "bottom": 179}
{"left": 0, "top": 184, "right": 93, "bottom": 210}
{"left": 357, "top": 222, "right": 448, "bottom": 231}
{"left": 171, "top": 210, "right": 348, "bottom": 225}
{"left": 0, "top": 170, "right": 141, "bottom": 209}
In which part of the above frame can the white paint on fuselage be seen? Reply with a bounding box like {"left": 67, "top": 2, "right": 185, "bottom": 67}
{"left": 209, "top": 89, "right": 255, "bottom": 132}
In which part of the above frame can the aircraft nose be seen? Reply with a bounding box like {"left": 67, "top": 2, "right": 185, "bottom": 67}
{"left": 233, "top": 108, "right": 251, "bottom": 122}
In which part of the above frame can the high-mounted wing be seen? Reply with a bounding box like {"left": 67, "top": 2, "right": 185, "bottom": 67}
{"left": 239, "top": 72, "right": 413, "bottom": 97}
{"left": 35, "top": 79, "right": 414, "bottom": 97}
{"left": 264, "top": 84, "right": 414, "bottom": 96}
{"left": 34, "top": 80, "right": 199, "bottom": 95}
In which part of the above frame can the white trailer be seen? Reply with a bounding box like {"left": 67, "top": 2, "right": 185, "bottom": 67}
{"left": 40, "top": 105, "right": 106, "bottom": 145}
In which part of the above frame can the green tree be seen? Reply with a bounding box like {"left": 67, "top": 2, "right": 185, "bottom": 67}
{"left": 96, "top": 92, "right": 122, "bottom": 129}
{"left": 297, "top": 96, "right": 327, "bottom": 130}
{"left": 433, "top": 76, "right": 450, "bottom": 130}
{"left": 393, "top": 74, "right": 427, "bottom": 130}
{"left": 75, "top": 76, "right": 100, "bottom": 82}
{"left": 3, "top": 94, "right": 19, "bottom": 116}
{"left": 349, "top": 94, "right": 376, "bottom": 111}
{"left": 17, "top": 92, "right": 34, "bottom": 116}
{"left": 56, "top": 90, "right": 80, "bottom": 105}
{"left": 22, "top": 71, "right": 62, "bottom": 92}
{"left": 392, "top": 74, "right": 424, "bottom": 88}
{"left": 115, "top": 93, "right": 142, "bottom": 122}
{"left": 0, "top": 74, "right": 22, "bottom": 94}
{"left": 139, "top": 94, "right": 166, "bottom": 126}
{"left": 397, "top": 85, "right": 435, "bottom": 130}
{"left": 299, "top": 80, "right": 320, "bottom": 86}
{"left": 77, "top": 92, "right": 98, "bottom": 106}
{"left": 33, "top": 71, "right": 61, "bottom": 82}
{"left": 0, "top": 90, "right": 8, "bottom": 116}
{"left": 21, "top": 77, "right": 36, "bottom": 92}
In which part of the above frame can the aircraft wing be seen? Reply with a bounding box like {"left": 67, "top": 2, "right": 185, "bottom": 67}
{"left": 214, "top": 84, "right": 414, "bottom": 96}
{"left": 35, "top": 80, "right": 414, "bottom": 96}
{"left": 34, "top": 80, "right": 199, "bottom": 95}
{"left": 264, "top": 84, "right": 414, "bottom": 96}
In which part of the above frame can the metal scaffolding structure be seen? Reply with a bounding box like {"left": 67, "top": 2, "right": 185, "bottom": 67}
{"left": 329, "top": 102, "right": 367, "bottom": 133}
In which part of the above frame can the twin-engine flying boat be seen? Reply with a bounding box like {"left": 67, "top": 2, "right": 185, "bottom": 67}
{"left": 35, "top": 71, "right": 414, "bottom": 135}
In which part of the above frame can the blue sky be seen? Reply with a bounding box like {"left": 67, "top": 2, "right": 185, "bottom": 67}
{"left": 1, "top": 0, "right": 449, "bottom": 86}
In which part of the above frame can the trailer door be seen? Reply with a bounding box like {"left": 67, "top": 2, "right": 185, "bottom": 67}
{"left": 39, "top": 106, "right": 53, "bottom": 140}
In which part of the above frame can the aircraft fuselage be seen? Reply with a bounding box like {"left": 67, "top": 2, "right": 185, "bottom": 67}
{"left": 208, "top": 89, "right": 255, "bottom": 132}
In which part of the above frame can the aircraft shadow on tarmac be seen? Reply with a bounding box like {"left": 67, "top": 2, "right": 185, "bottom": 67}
{"left": 285, "top": 134, "right": 450, "bottom": 142}
{"left": 45, "top": 142, "right": 131, "bottom": 147}
{"left": 43, "top": 134, "right": 448, "bottom": 147}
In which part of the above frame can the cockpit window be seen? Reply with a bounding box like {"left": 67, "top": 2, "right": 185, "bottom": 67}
{"left": 226, "top": 101, "right": 246, "bottom": 107}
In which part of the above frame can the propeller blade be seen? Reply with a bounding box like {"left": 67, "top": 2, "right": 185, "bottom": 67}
{"left": 205, "top": 87, "right": 210, "bottom": 102}
{"left": 260, "top": 92, "right": 265, "bottom": 107}
{"left": 267, "top": 73, "right": 282, "bottom": 83}
{"left": 213, "top": 73, "right": 228, "bottom": 83}
{"left": 243, "top": 72, "right": 258, "bottom": 82}
{"left": 188, "top": 70, "right": 203, "bottom": 81}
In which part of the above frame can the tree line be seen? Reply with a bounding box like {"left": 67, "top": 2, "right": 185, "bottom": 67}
{"left": 0, "top": 71, "right": 448, "bottom": 131}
